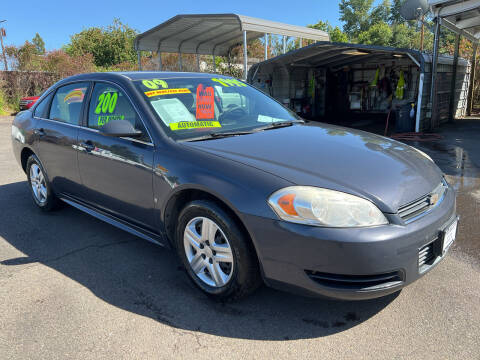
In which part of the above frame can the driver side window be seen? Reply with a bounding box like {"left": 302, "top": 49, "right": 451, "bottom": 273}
{"left": 88, "top": 83, "right": 151, "bottom": 143}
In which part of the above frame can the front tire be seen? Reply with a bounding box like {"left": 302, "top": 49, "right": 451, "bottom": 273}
{"left": 26, "top": 154, "right": 59, "bottom": 212}
{"left": 175, "top": 200, "right": 261, "bottom": 302}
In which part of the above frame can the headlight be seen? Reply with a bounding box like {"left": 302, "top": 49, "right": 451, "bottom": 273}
{"left": 268, "top": 186, "right": 388, "bottom": 227}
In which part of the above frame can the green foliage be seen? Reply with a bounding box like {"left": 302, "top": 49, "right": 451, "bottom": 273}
{"left": 32, "top": 33, "right": 45, "bottom": 54}
{"left": 390, "top": 23, "right": 414, "bottom": 48}
{"left": 370, "top": 0, "right": 391, "bottom": 24}
{"left": 357, "top": 22, "right": 393, "bottom": 46}
{"left": 308, "top": 20, "right": 330, "bottom": 32}
{"left": 308, "top": 21, "right": 348, "bottom": 43}
{"left": 330, "top": 27, "right": 349, "bottom": 43}
{"left": 390, "top": 0, "right": 406, "bottom": 24}
{"left": 65, "top": 18, "right": 138, "bottom": 67}
{"left": 339, "top": 0, "right": 375, "bottom": 39}
{"left": 0, "top": 88, "right": 7, "bottom": 115}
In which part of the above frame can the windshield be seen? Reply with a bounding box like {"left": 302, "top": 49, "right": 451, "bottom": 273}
{"left": 134, "top": 76, "right": 301, "bottom": 141}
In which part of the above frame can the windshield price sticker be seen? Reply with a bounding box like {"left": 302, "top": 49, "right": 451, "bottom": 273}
{"left": 142, "top": 79, "right": 169, "bottom": 90}
{"left": 145, "top": 88, "right": 191, "bottom": 98}
{"left": 211, "top": 78, "right": 247, "bottom": 87}
{"left": 170, "top": 121, "right": 221, "bottom": 131}
{"left": 196, "top": 84, "right": 215, "bottom": 119}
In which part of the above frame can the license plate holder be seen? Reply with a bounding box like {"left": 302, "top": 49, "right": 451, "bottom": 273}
{"left": 440, "top": 218, "right": 458, "bottom": 254}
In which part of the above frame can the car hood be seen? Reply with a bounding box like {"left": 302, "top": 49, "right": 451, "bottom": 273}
{"left": 184, "top": 123, "right": 443, "bottom": 212}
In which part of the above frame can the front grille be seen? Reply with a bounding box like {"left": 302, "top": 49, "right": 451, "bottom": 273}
{"left": 306, "top": 270, "right": 404, "bottom": 291}
{"left": 398, "top": 195, "right": 430, "bottom": 221}
{"left": 398, "top": 180, "right": 447, "bottom": 223}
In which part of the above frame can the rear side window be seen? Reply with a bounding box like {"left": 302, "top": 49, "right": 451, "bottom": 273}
{"left": 87, "top": 82, "right": 151, "bottom": 143}
{"left": 49, "top": 83, "right": 89, "bottom": 125}
{"left": 33, "top": 92, "right": 54, "bottom": 118}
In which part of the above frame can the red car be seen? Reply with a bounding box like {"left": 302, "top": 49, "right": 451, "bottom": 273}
{"left": 19, "top": 91, "right": 44, "bottom": 111}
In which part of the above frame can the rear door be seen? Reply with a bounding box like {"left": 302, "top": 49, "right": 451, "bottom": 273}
{"left": 76, "top": 81, "right": 155, "bottom": 229}
{"left": 33, "top": 82, "right": 90, "bottom": 196}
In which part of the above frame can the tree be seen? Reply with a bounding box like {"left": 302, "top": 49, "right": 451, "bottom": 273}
{"left": 330, "top": 27, "right": 349, "bottom": 43}
{"left": 390, "top": 0, "right": 406, "bottom": 24}
{"left": 308, "top": 21, "right": 349, "bottom": 43}
{"left": 5, "top": 41, "right": 42, "bottom": 71}
{"left": 65, "top": 18, "right": 138, "bottom": 67}
{"left": 390, "top": 23, "right": 414, "bottom": 48}
{"left": 357, "top": 22, "right": 393, "bottom": 46}
{"left": 371, "top": 0, "right": 391, "bottom": 24}
{"left": 339, "top": 0, "right": 374, "bottom": 39}
{"left": 32, "top": 33, "right": 45, "bottom": 55}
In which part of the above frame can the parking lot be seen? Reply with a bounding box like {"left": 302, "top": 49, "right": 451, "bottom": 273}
{"left": 0, "top": 114, "right": 479, "bottom": 359}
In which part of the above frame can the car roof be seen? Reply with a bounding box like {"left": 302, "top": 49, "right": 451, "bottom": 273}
{"left": 59, "top": 71, "right": 232, "bottom": 84}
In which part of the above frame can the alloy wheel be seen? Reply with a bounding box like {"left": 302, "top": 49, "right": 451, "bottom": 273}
{"left": 30, "top": 163, "right": 47, "bottom": 204}
{"left": 183, "top": 216, "right": 234, "bottom": 287}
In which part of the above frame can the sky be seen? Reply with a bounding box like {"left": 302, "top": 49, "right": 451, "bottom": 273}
{"left": 2, "top": 1, "right": 345, "bottom": 50}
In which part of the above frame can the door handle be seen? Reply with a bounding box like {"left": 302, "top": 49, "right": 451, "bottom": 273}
{"left": 34, "top": 128, "right": 45, "bottom": 136}
{"left": 79, "top": 141, "right": 95, "bottom": 152}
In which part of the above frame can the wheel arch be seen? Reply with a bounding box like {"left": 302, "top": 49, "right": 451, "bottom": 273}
{"left": 20, "top": 147, "right": 35, "bottom": 173}
{"left": 162, "top": 186, "right": 262, "bottom": 268}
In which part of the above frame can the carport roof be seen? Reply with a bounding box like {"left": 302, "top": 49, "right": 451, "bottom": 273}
{"left": 134, "top": 14, "right": 329, "bottom": 56}
{"left": 248, "top": 41, "right": 469, "bottom": 78}
{"left": 429, "top": 0, "right": 480, "bottom": 43}
{"left": 249, "top": 42, "right": 425, "bottom": 71}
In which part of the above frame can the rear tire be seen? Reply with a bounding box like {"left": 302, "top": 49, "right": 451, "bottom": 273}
{"left": 26, "top": 154, "right": 60, "bottom": 212}
{"left": 175, "top": 199, "right": 261, "bottom": 302}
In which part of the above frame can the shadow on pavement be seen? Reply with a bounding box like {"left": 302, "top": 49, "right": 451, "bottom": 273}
{"left": 0, "top": 181, "right": 398, "bottom": 340}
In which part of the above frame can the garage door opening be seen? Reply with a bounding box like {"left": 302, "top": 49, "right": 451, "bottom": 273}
{"left": 248, "top": 42, "right": 470, "bottom": 135}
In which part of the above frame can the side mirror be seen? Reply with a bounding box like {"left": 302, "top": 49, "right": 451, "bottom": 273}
{"left": 99, "top": 119, "right": 142, "bottom": 138}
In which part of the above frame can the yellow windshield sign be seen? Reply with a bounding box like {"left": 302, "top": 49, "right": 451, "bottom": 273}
{"left": 142, "top": 79, "right": 168, "bottom": 89}
{"left": 169, "top": 121, "right": 221, "bottom": 131}
{"left": 211, "top": 78, "right": 247, "bottom": 87}
{"left": 145, "top": 88, "right": 191, "bottom": 97}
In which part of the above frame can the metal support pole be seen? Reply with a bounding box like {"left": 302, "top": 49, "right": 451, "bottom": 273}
{"left": 243, "top": 30, "right": 248, "bottom": 80}
{"left": 467, "top": 42, "right": 478, "bottom": 116}
{"left": 429, "top": 18, "right": 441, "bottom": 129}
{"left": 0, "top": 27, "right": 8, "bottom": 71}
{"left": 196, "top": 53, "right": 200, "bottom": 72}
{"left": 299, "top": 38, "right": 303, "bottom": 49}
{"left": 213, "top": 54, "right": 216, "bottom": 73}
{"left": 282, "top": 35, "right": 287, "bottom": 54}
{"left": 137, "top": 51, "right": 142, "bottom": 71}
{"left": 448, "top": 33, "right": 460, "bottom": 122}
{"left": 178, "top": 52, "right": 182, "bottom": 71}
{"left": 264, "top": 33, "right": 268, "bottom": 60}
{"left": 158, "top": 51, "right": 162, "bottom": 71}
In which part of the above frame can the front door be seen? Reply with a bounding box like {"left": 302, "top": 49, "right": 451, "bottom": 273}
{"left": 34, "top": 82, "right": 90, "bottom": 196}
{"left": 77, "top": 82, "right": 155, "bottom": 230}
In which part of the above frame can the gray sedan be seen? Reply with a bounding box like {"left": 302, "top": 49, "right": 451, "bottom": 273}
{"left": 11, "top": 72, "right": 458, "bottom": 301}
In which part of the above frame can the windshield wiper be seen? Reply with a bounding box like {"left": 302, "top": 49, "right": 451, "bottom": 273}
{"left": 184, "top": 130, "right": 257, "bottom": 142}
{"left": 183, "top": 120, "right": 304, "bottom": 142}
{"left": 257, "top": 120, "right": 304, "bottom": 131}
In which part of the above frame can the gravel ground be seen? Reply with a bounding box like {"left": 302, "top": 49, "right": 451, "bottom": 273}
{"left": 1, "top": 115, "right": 479, "bottom": 359}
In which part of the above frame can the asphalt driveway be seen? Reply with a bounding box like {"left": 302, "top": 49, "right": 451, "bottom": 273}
{"left": 1, "top": 115, "right": 479, "bottom": 359}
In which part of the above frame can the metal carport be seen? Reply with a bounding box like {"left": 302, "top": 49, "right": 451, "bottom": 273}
{"left": 134, "top": 14, "right": 329, "bottom": 79}
{"left": 428, "top": 0, "right": 480, "bottom": 123}
{"left": 248, "top": 41, "right": 471, "bottom": 133}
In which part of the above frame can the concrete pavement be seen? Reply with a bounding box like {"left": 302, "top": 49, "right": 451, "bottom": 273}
{"left": 0, "top": 115, "right": 479, "bottom": 359}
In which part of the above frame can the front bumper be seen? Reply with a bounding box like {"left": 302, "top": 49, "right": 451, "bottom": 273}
{"left": 243, "top": 186, "right": 457, "bottom": 300}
